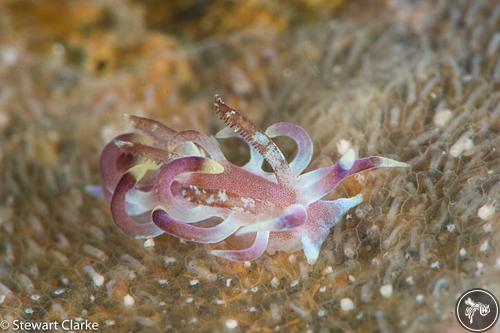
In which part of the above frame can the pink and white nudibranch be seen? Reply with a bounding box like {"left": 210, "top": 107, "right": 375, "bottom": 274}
{"left": 99, "top": 95, "right": 408, "bottom": 264}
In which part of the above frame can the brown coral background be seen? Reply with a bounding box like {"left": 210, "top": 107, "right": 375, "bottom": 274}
{"left": 0, "top": 0, "right": 499, "bottom": 332}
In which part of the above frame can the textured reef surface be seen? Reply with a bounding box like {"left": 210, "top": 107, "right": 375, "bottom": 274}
{"left": 0, "top": 1, "right": 498, "bottom": 332}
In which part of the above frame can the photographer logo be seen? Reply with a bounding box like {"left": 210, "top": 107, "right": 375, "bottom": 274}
{"left": 456, "top": 288, "right": 498, "bottom": 332}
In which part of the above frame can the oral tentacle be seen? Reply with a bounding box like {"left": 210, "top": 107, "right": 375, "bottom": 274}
{"left": 125, "top": 188, "right": 158, "bottom": 216}
{"left": 210, "top": 231, "right": 270, "bottom": 262}
{"left": 100, "top": 133, "right": 140, "bottom": 201}
{"left": 213, "top": 95, "right": 295, "bottom": 189}
{"left": 112, "top": 139, "right": 176, "bottom": 164}
{"left": 111, "top": 172, "right": 164, "bottom": 239}
{"left": 168, "top": 130, "right": 227, "bottom": 162}
{"left": 152, "top": 210, "right": 241, "bottom": 243}
{"left": 265, "top": 122, "right": 313, "bottom": 176}
{"left": 127, "top": 114, "right": 176, "bottom": 143}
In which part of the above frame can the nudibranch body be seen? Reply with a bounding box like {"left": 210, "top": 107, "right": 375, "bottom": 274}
{"left": 99, "top": 95, "right": 408, "bottom": 264}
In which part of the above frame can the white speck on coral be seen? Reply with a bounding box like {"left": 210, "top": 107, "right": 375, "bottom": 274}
{"left": 24, "top": 308, "right": 34, "bottom": 315}
{"left": 416, "top": 294, "right": 424, "bottom": 303}
{"left": 244, "top": 261, "right": 251, "bottom": 268}
{"left": 251, "top": 286, "right": 259, "bottom": 293}
{"left": 190, "top": 279, "right": 199, "bottom": 286}
{"left": 380, "top": 284, "right": 393, "bottom": 298}
{"left": 0, "top": 295, "right": 5, "bottom": 305}
{"left": 479, "top": 240, "right": 489, "bottom": 252}
{"left": 31, "top": 294, "right": 41, "bottom": 301}
{"left": 478, "top": 204, "right": 495, "bottom": 221}
{"left": 476, "top": 262, "right": 485, "bottom": 276}
{"left": 53, "top": 288, "right": 65, "bottom": 296}
{"left": 446, "top": 224, "right": 455, "bottom": 233}
{"left": 105, "top": 320, "right": 115, "bottom": 327}
{"left": 430, "top": 261, "right": 440, "bottom": 269}
{"left": 163, "top": 256, "right": 177, "bottom": 265}
{"left": 319, "top": 286, "right": 327, "bottom": 293}
{"left": 459, "top": 248, "right": 467, "bottom": 257}
{"left": 344, "top": 246, "right": 355, "bottom": 259}
{"left": 348, "top": 275, "right": 356, "bottom": 282}
{"left": 158, "top": 279, "right": 168, "bottom": 286}
{"left": 288, "top": 254, "right": 297, "bottom": 263}
{"left": 433, "top": 109, "right": 453, "bottom": 128}
{"left": 271, "top": 277, "right": 280, "bottom": 288}
{"left": 450, "top": 132, "right": 474, "bottom": 157}
{"left": 340, "top": 298, "right": 355, "bottom": 311}
{"left": 143, "top": 238, "right": 155, "bottom": 248}
{"left": 326, "top": 266, "right": 334, "bottom": 274}
{"left": 123, "top": 294, "right": 135, "bottom": 307}
{"left": 290, "top": 280, "right": 299, "bottom": 288}
{"left": 1, "top": 47, "right": 18, "bottom": 66}
{"left": 215, "top": 299, "right": 225, "bottom": 305}
{"left": 225, "top": 319, "right": 238, "bottom": 329}
{"left": 406, "top": 276, "right": 414, "bottom": 286}
{"left": 186, "top": 297, "right": 194, "bottom": 304}
{"left": 483, "top": 223, "right": 492, "bottom": 233}
{"left": 318, "top": 309, "right": 327, "bottom": 317}
{"left": 226, "top": 278, "right": 232, "bottom": 287}
{"left": 248, "top": 306, "right": 257, "bottom": 313}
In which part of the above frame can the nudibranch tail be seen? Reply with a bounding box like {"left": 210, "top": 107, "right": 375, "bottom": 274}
{"left": 168, "top": 130, "right": 226, "bottom": 162}
{"left": 99, "top": 95, "right": 408, "bottom": 265}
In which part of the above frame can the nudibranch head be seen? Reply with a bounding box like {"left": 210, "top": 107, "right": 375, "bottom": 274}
{"left": 99, "top": 95, "right": 409, "bottom": 264}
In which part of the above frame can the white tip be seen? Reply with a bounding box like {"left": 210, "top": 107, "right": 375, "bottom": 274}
{"left": 378, "top": 158, "right": 410, "bottom": 168}
{"left": 301, "top": 235, "right": 320, "bottom": 265}
{"left": 339, "top": 149, "right": 356, "bottom": 170}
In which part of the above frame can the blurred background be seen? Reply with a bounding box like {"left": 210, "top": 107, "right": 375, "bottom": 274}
{"left": 0, "top": 1, "right": 498, "bottom": 332}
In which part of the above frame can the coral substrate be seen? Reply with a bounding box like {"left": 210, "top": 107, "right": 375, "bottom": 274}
{"left": 0, "top": 1, "right": 498, "bottom": 332}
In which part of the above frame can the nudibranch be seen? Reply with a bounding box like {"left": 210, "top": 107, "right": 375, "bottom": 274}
{"left": 99, "top": 95, "right": 408, "bottom": 264}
